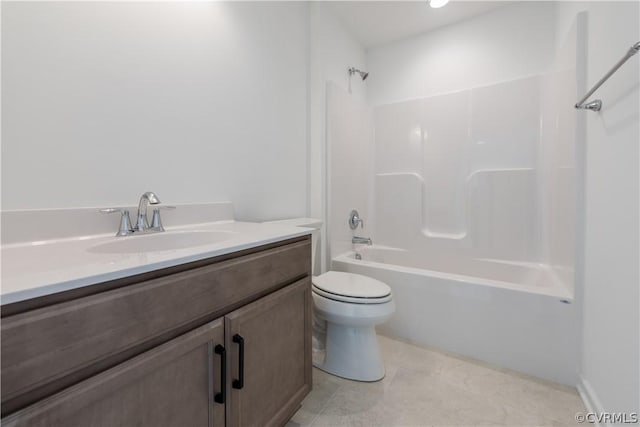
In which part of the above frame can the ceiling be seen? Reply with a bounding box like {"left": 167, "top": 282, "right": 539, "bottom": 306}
{"left": 325, "top": 1, "right": 514, "bottom": 49}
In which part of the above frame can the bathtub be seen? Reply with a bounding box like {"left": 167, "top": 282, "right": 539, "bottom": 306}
{"left": 332, "top": 246, "right": 579, "bottom": 386}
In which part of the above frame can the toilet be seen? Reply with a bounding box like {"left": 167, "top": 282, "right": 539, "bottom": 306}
{"left": 266, "top": 218, "right": 395, "bottom": 382}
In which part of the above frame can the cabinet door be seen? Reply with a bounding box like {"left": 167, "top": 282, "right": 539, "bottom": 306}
{"left": 2, "top": 319, "right": 226, "bottom": 427}
{"left": 226, "top": 278, "right": 312, "bottom": 427}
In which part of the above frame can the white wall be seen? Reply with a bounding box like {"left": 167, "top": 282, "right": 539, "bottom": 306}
{"left": 367, "top": 2, "right": 556, "bottom": 105}
{"left": 1, "top": 1, "right": 309, "bottom": 222}
{"left": 556, "top": 1, "right": 640, "bottom": 417}
{"left": 309, "top": 3, "right": 368, "bottom": 271}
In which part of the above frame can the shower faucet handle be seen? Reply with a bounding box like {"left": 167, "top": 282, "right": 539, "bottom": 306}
{"left": 349, "top": 210, "right": 364, "bottom": 230}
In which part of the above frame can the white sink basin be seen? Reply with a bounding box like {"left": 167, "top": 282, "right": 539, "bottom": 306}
{"left": 88, "top": 230, "right": 235, "bottom": 254}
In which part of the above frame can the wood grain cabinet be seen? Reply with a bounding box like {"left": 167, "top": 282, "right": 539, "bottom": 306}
{"left": 226, "top": 278, "right": 312, "bottom": 427}
{"left": 1, "top": 237, "right": 312, "bottom": 427}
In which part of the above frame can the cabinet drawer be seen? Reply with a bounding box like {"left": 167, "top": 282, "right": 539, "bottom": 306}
{"left": 1, "top": 238, "right": 310, "bottom": 414}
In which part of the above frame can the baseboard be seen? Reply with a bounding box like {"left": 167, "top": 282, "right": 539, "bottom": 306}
{"left": 577, "top": 376, "right": 609, "bottom": 427}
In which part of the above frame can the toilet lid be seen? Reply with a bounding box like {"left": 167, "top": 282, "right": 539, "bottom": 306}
{"left": 312, "top": 271, "right": 391, "bottom": 300}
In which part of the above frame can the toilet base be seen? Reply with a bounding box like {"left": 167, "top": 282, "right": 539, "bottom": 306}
{"left": 315, "top": 323, "right": 385, "bottom": 382}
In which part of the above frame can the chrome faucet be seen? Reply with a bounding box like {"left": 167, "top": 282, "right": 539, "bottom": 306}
{"left": 100, "top": 191, "right": 174, "bottom": 237}
{"left": 135, "top": 191, "right": 161, "bottom": 232}
{"left": 349, "top": 210, "right": 371, "bottom": 245}
{"left": 352, "top": 236, "right": 372, "bottom": 245}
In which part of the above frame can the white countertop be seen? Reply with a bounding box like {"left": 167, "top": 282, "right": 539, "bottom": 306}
{"left": 1, "top": 221, "right": 311, "bottom": 305}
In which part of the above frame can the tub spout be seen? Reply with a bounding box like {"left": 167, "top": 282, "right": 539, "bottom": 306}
{"left": 352, "top": 236, "right": 372, "bottom": 245}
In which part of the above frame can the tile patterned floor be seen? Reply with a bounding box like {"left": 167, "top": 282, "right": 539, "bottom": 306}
{"left": 287, "top": 335, "right": 585, "bottom": 427}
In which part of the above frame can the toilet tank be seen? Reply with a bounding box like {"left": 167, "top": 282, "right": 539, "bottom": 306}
{"left": 264, "top": 218, "right": 322, "bottom": 275}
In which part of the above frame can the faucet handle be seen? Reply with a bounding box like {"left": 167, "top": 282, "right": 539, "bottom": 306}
{"left": 150, "top": 206, "right": 176, "bottom": 231}
{"left": 99, "top": 208, "right": 123, "bottom": 214}
{"left": 100, "top": 208, "right": 133, "bottom": 237}
{"left": 349, "top": 209, "right": 364, "bottom": 230}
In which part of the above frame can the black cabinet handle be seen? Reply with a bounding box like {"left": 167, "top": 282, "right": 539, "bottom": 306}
{"left": 232, "top": 334, "right": 244, "bottom": 390}
{"left": 214, "top": 344, "right": 226, "bottom": 404}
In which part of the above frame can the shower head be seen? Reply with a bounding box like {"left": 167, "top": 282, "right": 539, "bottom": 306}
{"left": 349, "top": 67, "right": 369, "bottom": 81}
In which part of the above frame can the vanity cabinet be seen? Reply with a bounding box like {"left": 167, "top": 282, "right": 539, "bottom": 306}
{"left": 1, "top": 236, "right": 312, "bottom": 427}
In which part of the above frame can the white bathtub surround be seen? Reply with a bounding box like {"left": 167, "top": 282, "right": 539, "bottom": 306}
{"left": 373, "top": 76, "right": 540, "bottom": 253}
{"left": 1, "top": 202, "right": 311, "bottom": 305}
{"left": 372, "top": 73, "right": 572, "bottom": 273}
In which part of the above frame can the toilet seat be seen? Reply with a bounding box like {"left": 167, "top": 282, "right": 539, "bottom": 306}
{"left": 312, "top": 271, "right": 392, "bottom": 304}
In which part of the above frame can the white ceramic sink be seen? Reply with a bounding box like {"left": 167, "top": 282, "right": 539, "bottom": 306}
{"left": 88, "top": 230, "right": 236, "bottom": 254}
